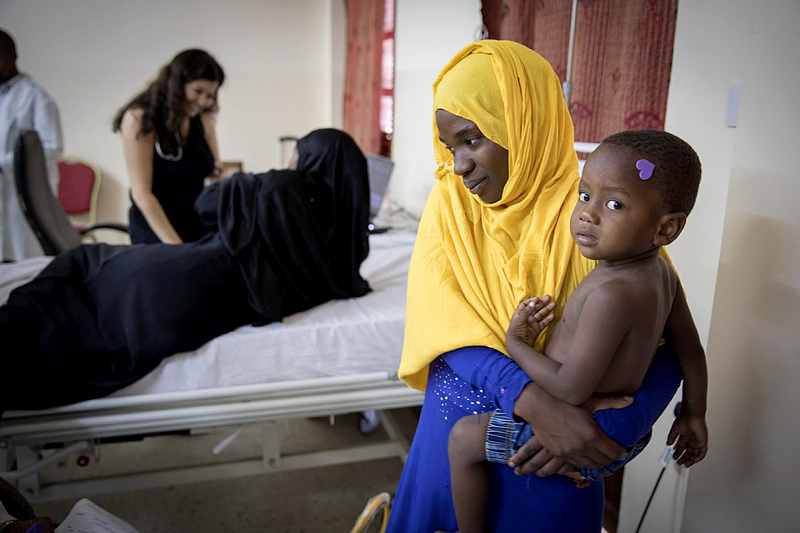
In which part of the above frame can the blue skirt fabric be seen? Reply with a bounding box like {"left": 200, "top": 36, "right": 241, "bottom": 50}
{"left": 386, "top": 346, "right": 682, "bottom": 533}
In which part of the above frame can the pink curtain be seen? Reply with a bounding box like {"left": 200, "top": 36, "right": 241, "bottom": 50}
{"left": 343, "top": 0, "right": 385, "bottom": 155}
{"left": 482, "top": 0, "right": 678, "bottom": 143}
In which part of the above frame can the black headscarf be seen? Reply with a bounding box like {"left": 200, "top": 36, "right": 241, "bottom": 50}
{"left": 194, "top": 128, "right": 371, "bottom": 324}
{"left": 295, "top": 129, "right": 371, "bottom": 295}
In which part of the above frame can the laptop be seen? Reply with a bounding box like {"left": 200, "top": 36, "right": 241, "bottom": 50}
{"left": 365, "top": 154, "right": 394, "bottom": 234}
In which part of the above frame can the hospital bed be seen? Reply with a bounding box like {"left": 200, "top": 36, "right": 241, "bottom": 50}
{"left": 0, "top": 229, "right": 423, "bottom": 502}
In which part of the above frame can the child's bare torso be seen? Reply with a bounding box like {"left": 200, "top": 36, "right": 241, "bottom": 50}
{"left": 544, "top": 255, "right": 678, "bottom": 395}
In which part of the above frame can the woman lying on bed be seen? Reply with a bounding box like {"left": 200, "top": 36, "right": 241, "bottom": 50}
{"left": 0, "top": 128, "right": 371, "bottom": 412}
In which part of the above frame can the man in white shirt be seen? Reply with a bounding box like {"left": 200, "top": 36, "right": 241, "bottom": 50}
{"left": 0, "top": 28, "right": 64, "bottom": 261}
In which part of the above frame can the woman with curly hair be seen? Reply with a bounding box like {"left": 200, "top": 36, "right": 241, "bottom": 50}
{"left": 113, "top": 49, "right": 225, "bottom": 244}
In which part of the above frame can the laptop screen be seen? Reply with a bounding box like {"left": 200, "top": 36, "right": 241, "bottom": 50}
{"left": 366, "top": 154, "right": 394, "bottom": 220}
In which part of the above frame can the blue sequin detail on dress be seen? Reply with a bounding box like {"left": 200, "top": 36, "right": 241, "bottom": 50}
{"left": 430, "top": 357, "right": 494, "bottom": 421}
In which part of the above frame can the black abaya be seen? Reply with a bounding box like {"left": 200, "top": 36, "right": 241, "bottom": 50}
{"left": 2, "top": 234, "right": 254, "bottom": 409}
{"left": 0, "top": 129, "right": 371, "bottom": 411}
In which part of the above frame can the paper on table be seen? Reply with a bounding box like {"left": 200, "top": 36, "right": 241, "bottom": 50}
{"left": 54, "top": 499, "right": 140, "bottom": 533}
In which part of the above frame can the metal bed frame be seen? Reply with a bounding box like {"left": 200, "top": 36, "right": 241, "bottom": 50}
{"left": 0, "top": 227, "right": 423, "bottom": 503}
{"left": 0, "top": 371, "right": 422, "bottom": 502}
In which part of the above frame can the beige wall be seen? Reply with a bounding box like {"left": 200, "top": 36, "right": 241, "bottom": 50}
{"left": 620, "top": 1, "right": 800, "bottom": 531}
{"left": 617, "top": 1, "right": 758, "bottom": 530}
{"left": 329, "top": 0, "right": 346, "bottom": 131}
{"left": 0, "top": 0, "right": 335, "bottom": 240}
{"left": 680, "top": 6, "right": 800, "bottom": 533}
{"left": 619, "top": 2, "right": 800, "bottom": 531}
{"left": 390, "top": 0, "right": 482, "bottom": 217}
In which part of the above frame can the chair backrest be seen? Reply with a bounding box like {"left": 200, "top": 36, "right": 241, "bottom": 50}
{"left": 14, "top": 130, "right": 82, "bottom": 255}
{"left": 58, "top": 157, "right": 101, "bottom": 223}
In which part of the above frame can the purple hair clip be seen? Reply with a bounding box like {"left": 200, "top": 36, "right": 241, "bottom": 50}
{"left": 636, "top": 159, "right": 655, "bottom": 180}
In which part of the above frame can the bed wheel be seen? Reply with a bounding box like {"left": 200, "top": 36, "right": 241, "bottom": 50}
{"left": 359, "top": 410, "right": 380, "bottom": 435}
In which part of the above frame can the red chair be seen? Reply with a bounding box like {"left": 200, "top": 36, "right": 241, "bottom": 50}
{"left": 57, "top": 156, "right": 103, "bottom": 239}
{"left": 15, "top": 132, "right": 127, "bottom": 255}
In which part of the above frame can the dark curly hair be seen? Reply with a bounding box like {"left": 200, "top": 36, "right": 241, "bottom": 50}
{"left": 0, "top": 29, "right": 16, "bottom": 55}
{"left": 601, "top": 129, "right": 702, "bottom": 216}
{"left": 112, "top": 49, "right": 224, "bottom": 153}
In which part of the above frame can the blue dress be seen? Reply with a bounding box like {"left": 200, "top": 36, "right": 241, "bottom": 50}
{"left": 386, "top": 346, "right": 682, "bottom": 533}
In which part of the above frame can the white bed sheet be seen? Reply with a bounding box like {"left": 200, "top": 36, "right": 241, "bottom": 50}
{"left": 0, "top": 231, "right": 416, "bottom": 397}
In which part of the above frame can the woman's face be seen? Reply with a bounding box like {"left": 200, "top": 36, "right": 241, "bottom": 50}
{"left": 183, "top": 79, "right": 219, "bottom": 117}
{"left": 435, "top": 109, "right": 509, "bottom": 204}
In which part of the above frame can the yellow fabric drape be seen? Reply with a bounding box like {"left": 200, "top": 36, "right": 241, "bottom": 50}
{"left": 399, "top": 40, "right": 596, "bottom": 391}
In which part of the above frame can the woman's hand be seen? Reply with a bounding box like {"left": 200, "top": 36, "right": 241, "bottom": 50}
{"left": 508, "top": 435, "right": 575, "bottom": 477}
{"left": 511, "top": 383, "right": 632, "bottom": 476}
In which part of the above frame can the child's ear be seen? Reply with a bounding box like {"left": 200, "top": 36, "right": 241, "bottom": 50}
{"left": 654, "top": 212, "right": 686, "bottom": 246}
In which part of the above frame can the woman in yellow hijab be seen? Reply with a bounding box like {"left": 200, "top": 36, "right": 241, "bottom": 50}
{"left": 386, "top": 41, "right": 682, "bottom": 532}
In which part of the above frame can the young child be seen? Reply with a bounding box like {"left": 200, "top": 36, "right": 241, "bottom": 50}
{"left": 444, "top": 130, "right": 709, "bottom": 533}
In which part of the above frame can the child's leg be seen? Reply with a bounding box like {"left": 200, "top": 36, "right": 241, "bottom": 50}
{"left": 448, "top": 412, "right": 493, "bottom": 533}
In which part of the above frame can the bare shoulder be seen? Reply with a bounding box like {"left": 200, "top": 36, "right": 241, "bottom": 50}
{"left": 563, "top": 270, "right": 642, "bottom": 320}
{"left": 656, "top": 254, "right": 680, "bottom": 297}
{"left": 656, "top": 254, "right": 678, "bottom": 276}
{"left": 199, "top": 112, "right": 217, "bottom": 131}
{"left": 120, "top": 107, "right": 148, "bottom": 136}
{"left": 585, "top": 278, "right": 643, "bottom": 310}
{"left": 122, "top": 106, "right": 145, "bottom": 123}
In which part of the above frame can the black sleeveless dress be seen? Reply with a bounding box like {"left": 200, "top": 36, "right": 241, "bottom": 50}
{"left": 128, "top": 115, "right": 215, "bottom": 244}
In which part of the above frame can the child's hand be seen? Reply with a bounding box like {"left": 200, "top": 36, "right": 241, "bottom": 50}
{"left": 506, "top": 296, "right": 556, "bottom": 347}
{"left": 667, "top": 413, "right": 708, "bottom": 467}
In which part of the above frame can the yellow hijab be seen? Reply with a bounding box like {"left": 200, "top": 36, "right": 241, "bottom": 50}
{"left": 399, "top": 40, "right": 595, "bottom": 391}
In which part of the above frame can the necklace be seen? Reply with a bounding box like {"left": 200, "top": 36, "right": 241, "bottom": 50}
{"left": 155, "top": 132, "right": 183, "bottom": 161}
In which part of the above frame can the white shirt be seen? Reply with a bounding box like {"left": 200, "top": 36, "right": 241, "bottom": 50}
{"left": 0, "top": 73, "right": 64, "bottom": 260}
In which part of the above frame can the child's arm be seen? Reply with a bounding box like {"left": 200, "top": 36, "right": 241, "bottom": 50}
{"left": 506, "top": 296, "right": 557, "bottom": 347}
{"left": 505, "top": 297, "right": 560, "bottom": 393}
{"left": 664, "top": 279, "right": 709, "bottom": 467}
{"left": 506, "top": 285, "right": 633, "bottom": 406}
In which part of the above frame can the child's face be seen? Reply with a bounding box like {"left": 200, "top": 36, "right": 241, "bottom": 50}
{"left": 570, "top": 145, "right": 667, "bottom": 263}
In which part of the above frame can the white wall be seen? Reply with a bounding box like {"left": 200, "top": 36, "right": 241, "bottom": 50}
{"left": 619, "top": 2, "right": 800, "bottom": 532}
{"left": 0, "top": 0, "right": 334, "bottom": 238}
{"left": 680, "top": 3, "right": 800, "bottom": 532}
{"left": 617, "top": 1, "right": 758, "bottom": 530}
{"left": 390, "top": 0, "right": 482, "bottom": 217}
{"left": 329, "top": 0, "right": 346, "bottom": 130}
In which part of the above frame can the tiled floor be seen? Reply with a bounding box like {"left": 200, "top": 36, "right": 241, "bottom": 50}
{"left": 12, "top": 408, "right": 419, "bottom": 532}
